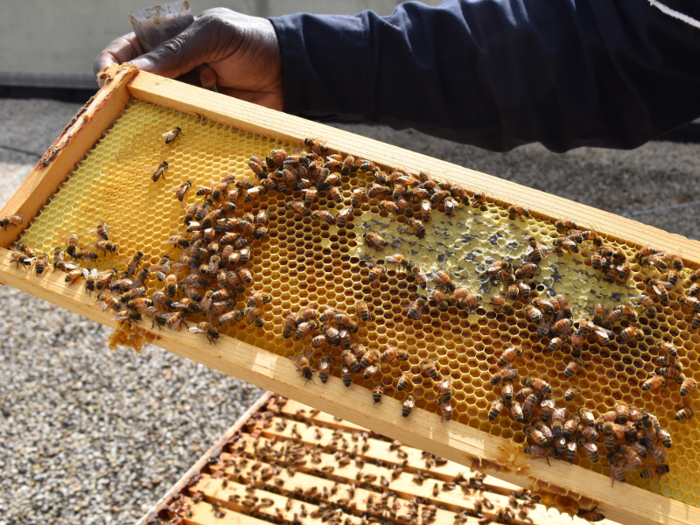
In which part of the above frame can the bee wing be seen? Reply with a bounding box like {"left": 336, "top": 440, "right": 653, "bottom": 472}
{"left": 188, "top": 327, "right": 206, "bottom": 334}
{"left": 64, "top": 263, "right": 79, "bottom": 271}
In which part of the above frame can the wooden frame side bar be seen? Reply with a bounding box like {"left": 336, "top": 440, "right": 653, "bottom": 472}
{"left": 0, "top": 249, "right": 691, "bottom": 525}
{"left": 136, "top": 391, "right": 274, "bottom": 525}
{"left": 127, "top": 70, "right": 700, "bottom": 266}
{"left": 0, "top": 64, "right": 137, "bottom": 248}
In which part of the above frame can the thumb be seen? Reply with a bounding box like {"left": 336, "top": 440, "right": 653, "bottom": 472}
{"left": 129, "top": 16, "right": 224, "bottom": 78}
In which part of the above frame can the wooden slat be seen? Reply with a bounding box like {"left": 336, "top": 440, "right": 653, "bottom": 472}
{"left": 210, "top": 454, "right": 459, "bottom": 525}
{"left": 182, "top": 496, "right": 270, "bottom": 525}
{"left": 128, "top": 70, "right": 700, "bottom": 267}
{"left": 136, "top": 392, "right": 275, "bottom": 525}
{"left": 280, "top": 399, "right": 365, "bottom": 432}
{"left": 223, "top": 437, "right": 596, "bottom": 525}
{"left": 0, "top": 247, "right": 691, "bottom": 525}
{"left": 279, "top": 399, "right": 525, "bottom": 498}
{"left": 265, "top": 412, "right": 521, "bottom": 495}
{"left": 0, "top": 64, "right": 137, "bottom": 248}
{"left": 191, "top": 475, "right": 365, "bottom": 525}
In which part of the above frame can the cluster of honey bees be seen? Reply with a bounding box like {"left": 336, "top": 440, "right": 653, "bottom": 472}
{"left": 489, "top": 357, "right": 673, "bottom": 484}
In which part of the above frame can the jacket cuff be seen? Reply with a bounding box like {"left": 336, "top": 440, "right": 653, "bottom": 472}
{"left": 269, "top": 13, "right": 369, "bottom": 120}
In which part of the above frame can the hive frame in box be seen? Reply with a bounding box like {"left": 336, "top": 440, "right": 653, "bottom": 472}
{"left": 0, "top": 63, "right": 698, "bottom": 525}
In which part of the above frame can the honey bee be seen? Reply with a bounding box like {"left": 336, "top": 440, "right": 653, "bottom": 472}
{"left": 502, "top": 379, "right": 515, "bottom": 401}
{"left": 285, "top": 201, "right": 310, "bottom": 217}
{"left": 372, "top": 382, "right": 385, "bottom": 404}
{"left": 509, "top": 400, "right": 524, "bottom": 423}
{"left": 443, "top": 197, "right": 458, "bottom": 216}
{"left": 188, "top": 322, "right": 221, "bottom": 344}
{"left": 491, "top": 364, "right": 518, "bottom": 386}
{"left": 642, "top": 375, "right": 667, "bottom": 391}
{"left": 536, "top": 319, "right": 552, "bottom": 339}
{"left": 94, "top": 240, "right": 118, "bottom": 255}
{"left": 564, "top": 386, "right": 581, "bottom": 402}
{"left": 351, "top": 188, "right": 367, "bottom": 208}
{"left": 407, "top": 296, "right": 427, "bottom": 320}
{"left": 564, "top": 358, "right": 584, "bottom": 378}
{"left": 126, "top": 251, "right": 145, "bottom": 275}
{"left": 523, "top": 376, "right": 552, "bottom": 394}
{"left": 429, "top": 271, "right": 454, "bottom": 293}
{"left": 553, "top": 218, "right": 577, "bottom": 231}
{"left": 247, "top": 292, "right": 272, "bottom": 309}
{"left": 341, "top": 349, "right": 361, "bottom": 372}
{"left": 83, "top": 269, "right": 98, "bottom": 294}
{"left": 440, "top": 400, "right": 453, "bottom": 422}
{"left": 401, "top": 395, "right": 415, "bottom": 418}
{"left": 367, "top": 263, "right": 387, "bottom": 283}
{"left": 115, "top": 310, "right": 142, "bottom": 325}
{"left": 412, "top": 265, "right": 429, "bottom": 287}
{"left": 429, "top": 288, "right": 450, "bottom": 311}
{"left": 353, "top": 299, "right": 371, "bottom": 322}
{"left": 244, "top": 307, "right": 264, "bottom": 327}
{"left": 497, "top": 345, "right": 523, "bottom": 366}
{"left": 681, "top": 376, "right": 698, "bottom": 396}
{"left": 552, "top": 318, "right": 573, "bottom": 335}
{"left": 524, "top": 425, "right": 550, "bottom": 447}
{"left": 32, "top": 253, "right": 50, "bottom": 276}
{"left": 317, "top": 354, "right": 333, "bottom": 384}
{"left": 162, "top": 126, "right": 183, "bottom": 144}
{"left": 381, "top": 345, "right": 408, "bottom": 363}
{"left": 488, "top": 396, "right": 506, "bottom": 420}
{"left": 420, "top": 359, "right": 439, "bottom": 380}
{"left": 98, "top": 293, "right": 125, "bottom": 312}
{"left": 336, "top": 208, "right": 352, "bottom": 228}
{"left": 311, "top": 210, "right": 336, "bottom": 225}
{"left": 295, "top": 320, "right": 319, "bottom": 340}
{"left": 515, "top": 263, "right": 539, "bottom": 280}
{"left": 507, "top": 205, "right": 530, "bottom": 219}
{"left": 524, "top": 304, "right": 543, "bottom": 323}
{"left": 640, "top": 464, "right": 671, "bottom": 480}
{"left": 397, "top": 372, "right": 413, "bottom": 392}
{"left": 291, "top": 349, "right": 314, "bottom": 384}
{"left": 507, "top": 283, "right": 520, "bottom": 300}
{"left": 540, "top": 396, "right": 556, "bottom": 422}
{"left": 617, "top": 326, "right": 644, "bottom": 344}
{"left": 469, "top": 192, "right": 486, "bottom": 207}
{"left": 218, "top": 309, "right": 245, "bottom": 327}
{"left": 151, "top": 161, "right": 168, "bottom": 182}
{"left": 359, "top": 348, "right": 380, "bottom": 369}
{"left": 337, "top": 363, "right": 351, "bottom": 387}
{"left": 364, "top": 231, "right": 390, "bottom": 250}
{"left": 675, "top": 406, "right": 695, "bottom": 421}
{"left": 593, "top": 326, "right": 613, "bottom": 347}
{"left": 328, "top": 186, "right": 343, "bottom": 203}
{"left": 490, "top": 295, "right": 514, "bottom": 315}
{"left": 0, "top": 213, "right": 23, "bottom": 229}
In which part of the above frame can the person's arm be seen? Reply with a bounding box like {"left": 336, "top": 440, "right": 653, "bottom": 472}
{"left": 271, "top": 0, "right": 700, "bottom": 152}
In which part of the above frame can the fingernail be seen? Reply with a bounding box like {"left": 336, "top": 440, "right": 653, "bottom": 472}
{"left": 130, "top": 56, "right": 155, "bottom": 72}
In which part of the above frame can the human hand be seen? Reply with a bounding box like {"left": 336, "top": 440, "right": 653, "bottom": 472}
{"left": 94, "top": 8, "right": 283, "bottom": 110}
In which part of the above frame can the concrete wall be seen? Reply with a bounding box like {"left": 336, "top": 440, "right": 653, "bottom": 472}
{"left": 0, "top": 0, "right": 439, "bottom": 88}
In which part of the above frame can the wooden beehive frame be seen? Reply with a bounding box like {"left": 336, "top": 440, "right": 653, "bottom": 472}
{"left": 1, "top": 63, "right": 698, "bottom": 525}
{"left": 138, "top": 392, "right": 620, "bottom": 525}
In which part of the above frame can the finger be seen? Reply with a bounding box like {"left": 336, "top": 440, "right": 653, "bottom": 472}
{"left": 94, "top": 32, "right": 143, "bottom": 75}
{"left": 199, "top": 64, "right": 217, "bottom": 90}
{"left": 129, "top": 16, "right": 229, "bottom": 78}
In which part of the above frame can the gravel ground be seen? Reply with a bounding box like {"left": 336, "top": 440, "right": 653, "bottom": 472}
{"left": 0, "top": 99, "right": 699, "bottom": 525}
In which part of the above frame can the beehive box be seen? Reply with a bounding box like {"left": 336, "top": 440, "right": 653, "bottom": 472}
{"left": 1, "top": 63, "right": 699, "bottom": 525}
{"left": 138, "top": 392, "right": 620, "bottom": 525}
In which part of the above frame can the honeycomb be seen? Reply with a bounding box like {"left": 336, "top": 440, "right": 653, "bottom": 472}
{"left": 16, "top": 99, "right": 700, "bottom": 509}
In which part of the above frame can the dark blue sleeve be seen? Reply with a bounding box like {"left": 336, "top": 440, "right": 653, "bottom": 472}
{"left": 269, "top": 0, "right": 700, "bottom": 152}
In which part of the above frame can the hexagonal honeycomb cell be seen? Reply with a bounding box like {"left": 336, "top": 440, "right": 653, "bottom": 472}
{"left": 16, "top": 99, "right": 700, "bottom": 509}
